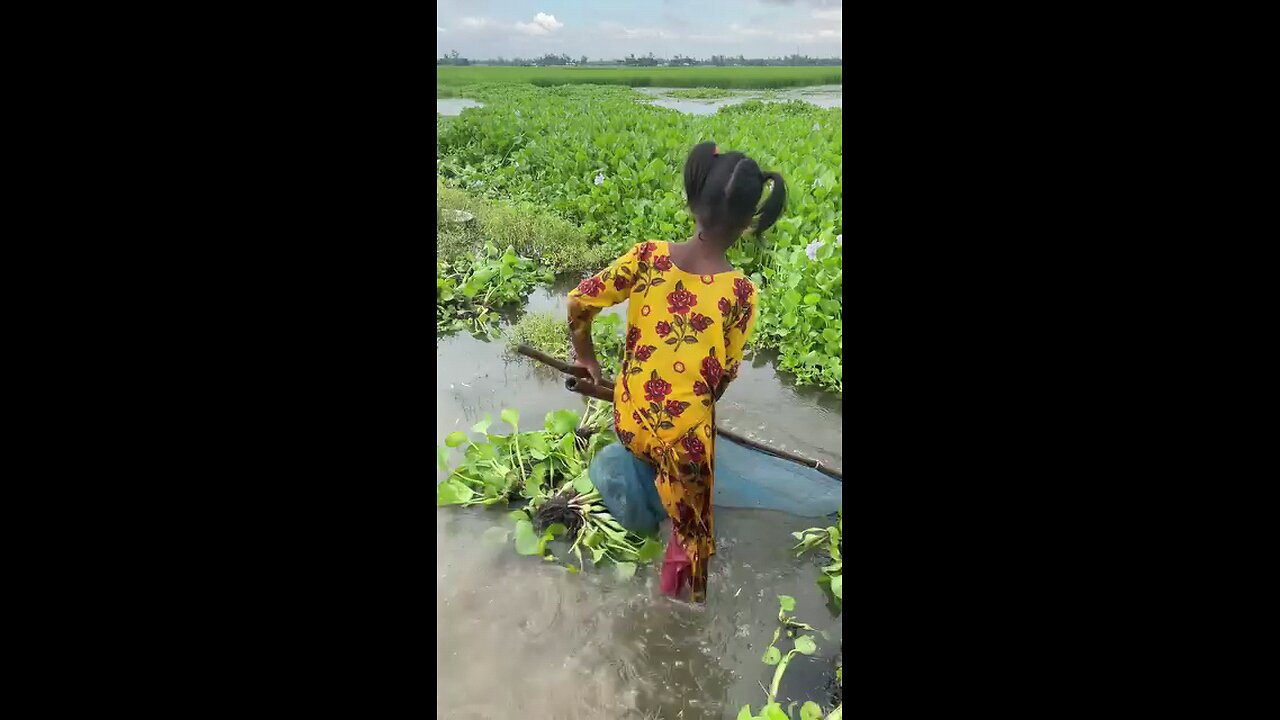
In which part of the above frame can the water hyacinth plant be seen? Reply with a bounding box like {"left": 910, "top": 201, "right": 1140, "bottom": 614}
{"left": 792, "top": 509, "right": 842, "bottom": 610}
{"left": 737, "top": 595, "right": 842, "bottom": 720}
{"left": 437, "top": 402, "right": 661, "bottom": 574}
{"left": 437, "top": 83, "right": 841, "bottom": 392}
{"left": 436, "top": 243, "right": 553, "bottom": 337}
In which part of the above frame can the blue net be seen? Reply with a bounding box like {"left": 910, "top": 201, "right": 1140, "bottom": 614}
{"left": 589, "top": 438, "right": 842, "bottom": 536}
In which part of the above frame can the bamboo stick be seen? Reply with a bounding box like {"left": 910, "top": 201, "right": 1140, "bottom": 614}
{"left": 564, "top": 376, "right": 614, "bottom": 402}
{"left": 518, "top": 344, "right": 842, "bottom": 481}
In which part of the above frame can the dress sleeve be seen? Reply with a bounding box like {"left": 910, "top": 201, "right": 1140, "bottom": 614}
{"left": 567, "top": 243, "right": 642, "bottom": 324}
{"left": 721, "top": 277, "right": 758, "bottom": 387}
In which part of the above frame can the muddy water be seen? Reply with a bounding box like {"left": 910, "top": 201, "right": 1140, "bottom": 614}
{"left": 438, "top": 98, "right": 483, "bottom": 116}
{"left": 635, "top": 86, "right": 843, "bottom": 115}
{"left": 436, "top": 281, "right": 842, "bottom": 719}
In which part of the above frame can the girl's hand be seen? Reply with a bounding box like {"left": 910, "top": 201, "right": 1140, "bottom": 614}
{"left": 575, "top": 357, "right": 602, "bottom": 384}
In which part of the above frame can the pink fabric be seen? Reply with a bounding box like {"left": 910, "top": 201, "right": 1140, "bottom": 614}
{"left": 659, "top": 528, "right": 691, "bottom": 597}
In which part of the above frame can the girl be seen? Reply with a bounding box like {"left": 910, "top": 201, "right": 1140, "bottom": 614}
{"left": 567, "top": 142, "right": 786, "bottom": 603}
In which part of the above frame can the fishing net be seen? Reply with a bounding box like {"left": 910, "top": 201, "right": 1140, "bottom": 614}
{"left": 589, "top": 437, "right": 842, "bottom": 536}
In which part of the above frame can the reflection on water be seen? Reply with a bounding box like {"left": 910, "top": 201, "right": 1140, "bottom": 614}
{"left": 436, "top": 281, "right": 842, "bottom": 719}
{"left": 438, "top": 98, "right": 484, "bottom": 116}
{"left": 634, "top": 86, "right": 843, "bottom": 115}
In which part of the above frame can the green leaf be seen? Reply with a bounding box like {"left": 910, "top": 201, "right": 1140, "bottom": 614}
{"left": 762, "top": 646, "right": 782, "bottom": 665}
{"left": 801, "top": 701, "right": 823, "bottom": 720}
{"left": 778, "top": 595, "right": 796, "bottom": 612}
{"left": 436, "top": 479, "right": 474, "bottom": 506}
{"left": 803, "top": 293, "right": 821, "bottom": 306}
{"left": 794, "top": 635, "right": 817, "bottom": 655}
{"left": 831, "top": 574, "right": 842, "bottom": 599}
{"left": 545, "top": 409, "right": 580, "bottom": 434}
{"left": 615, "top": 561, "right": 637, "bottom": 579}
{"left": 528, "top": 463, "right": 547, "bottom": 495}
{"left": 500, "top": 407, "right": 520, "bottom": 430}
{"left": 546, "top": 522, "right": 568, "bottom": 538}
{"left": 470, "top": 414, "right": 492, "bottom": 434}
{"left": 572, "top": 469, "right": 594, "bottom": 494}
{"left": 482, "top": 526, "right": 510, "bottom": 544}
{"left": 445, "top": 431, "right": 469, "bottom": 448}
{"left": 763, "top": 703, "right": 789, "bottom": 720}
{"left": 437, "top": 447, "right": 448, "bottom": 472}
{"left": 738, "top": 706, "right": 755, "bottom": 720}
{"left": 636, "top": 538, "right": 662, "bottom": 562}
{"left": 514, "top": 520, "right": 544, "bottom": 555}
{"left": 523, "top": 432, "right": 549, "bottom": 457}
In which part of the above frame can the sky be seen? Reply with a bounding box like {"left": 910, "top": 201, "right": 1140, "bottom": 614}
{"left": 436, "top": 0, "right": 842, "bottom": 60}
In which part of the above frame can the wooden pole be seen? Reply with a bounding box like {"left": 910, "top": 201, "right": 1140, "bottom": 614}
{"left": 518, "top": 344, "right": 842, "bottom": 481}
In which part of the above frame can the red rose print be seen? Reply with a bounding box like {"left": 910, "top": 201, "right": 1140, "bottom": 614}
{"left": 718, "top": 297, "right": 731, "bottom": 315}
{"left": 613, "top": 409, "right": 621, "bottom": 427}
{"left": 618, "top": 430, "right": 635, "bottom": 446}
{"left": 665, "top": 400, "right": 687, "bottom": 417}
{"left": 701, "top": 355, "right": 723, "bottom": 387}
{"left": 655, "top": 321, "right": 672, "bottom": 337}
{"left": 613, "top": 274, "right": 630, "bottom": 291}
{"left": 634, "top": 344, "right": 655, "bottom": 362}
{"left": 681, "top": 434, "right": 706, "bottom": 463}
{"left": 673, "top": 361, "right": 686, "bottom": 373}
{"left": 636, "top": 242, "right": 655, "bottom": 262}
{"left": 641, "top": 305, "right": 651, "bottom": 316}
{"left": 577, "top": 276, "right": 605, "bottom": 296}
{"left": 626, "top": 326, "right": 641, "bottom": 350}
{"left": 689, "top": 313, "right": 713, "bottom": 332}
{"left": 736, "top": 304, "right": 753, "bottom": 332}
{"left": 733, "top": 277, "right": 754, "bottom": 303}
{"left": 693, "top": 380, "right": 709, "bottom": 396}
{"left": 653, "top": 255, "right": 672, "bottom": 271}
{"left": 644, "top": 376, "right": 673, "bottom": 403}
{"left": 632, "top": 410, "right": 642, "bottom": 424}
{"left": 666, "top": 287, "right": 698, "bottom": 315}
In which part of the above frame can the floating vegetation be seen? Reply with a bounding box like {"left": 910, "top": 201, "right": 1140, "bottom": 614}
{"left": 437, "top": 403, "right": 661, "bottom": 575}
{"left": 738, "top": 595, "right": 842, "bottom": 720}
{"left": 436, "top": 243, "right": 552, "bottom": 337}
{"left": 663, "top": 87, "right": 737, "bottom": 99}
{"left": 437, "top": 83, "right": 841, "bottom": 391}
{"left": 792, "top": 510, "right": 843, "bottom": 610}
{"left": 509, "top": 311, "right": 625, "bottom": 378}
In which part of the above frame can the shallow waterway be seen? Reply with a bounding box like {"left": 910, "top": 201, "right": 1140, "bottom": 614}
{"left": 436, "top": 281, "right": 843, "bottom": 719}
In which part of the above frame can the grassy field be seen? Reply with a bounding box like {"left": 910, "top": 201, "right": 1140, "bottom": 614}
{"left": 437, "top": 65, "right": 841, "bottom": 90}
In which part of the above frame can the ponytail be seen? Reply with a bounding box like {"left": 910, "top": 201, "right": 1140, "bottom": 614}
{"left": 683, "top": 141, "right": 787, "bottom": 240}
{"left": 754, "top": 171, "right": 786, "bottom": 236}
{"left": 683, "top": 141, "right": 718, "bottom": 207}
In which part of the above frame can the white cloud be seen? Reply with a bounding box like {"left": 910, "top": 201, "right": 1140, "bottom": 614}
{"left": 459, "top": 17, "right": 491, "bottom": 29}
{"left": 515, "top": 12, "right": 564, "bottom": 36}
{"left": 729, "top": 22, "right": 774, "bottom": 37}
{"left": 599, "top": 22, "right": 677, "bottom": 40}
{"left": 813, "top": 9, "right": 842, "bottom": 21}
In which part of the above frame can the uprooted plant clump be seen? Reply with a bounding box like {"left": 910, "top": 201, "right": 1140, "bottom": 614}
{"left": 437, "top": 400, "right": 661, "bottom": 577}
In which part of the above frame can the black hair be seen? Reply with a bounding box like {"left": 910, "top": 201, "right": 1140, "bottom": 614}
{"left": 683, "top": 141, "right": 786, "bottom": 240}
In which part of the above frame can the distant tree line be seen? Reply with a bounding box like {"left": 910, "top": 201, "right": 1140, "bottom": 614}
{"left": 438, "top": 50, "right": 470, "bottom": 66}
{"left": 437, "top": 51, "right": 840, "bottom": 67}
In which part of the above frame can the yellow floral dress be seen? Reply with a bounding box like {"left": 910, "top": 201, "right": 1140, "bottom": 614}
{"left": 568, "top": 240, "right": 758, "bottom": 601}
